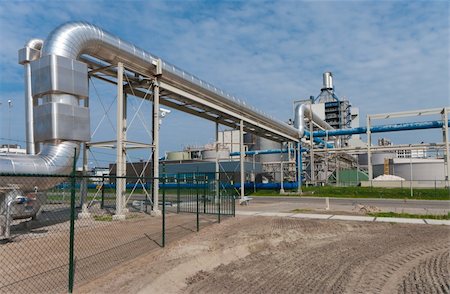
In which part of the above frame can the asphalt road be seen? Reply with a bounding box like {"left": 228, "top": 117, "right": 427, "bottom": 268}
{"left": 252, "top": 196, "right": 450, "bottom": 209}
{"left": 246, "top": 196, "right": 450, "bottom": 213}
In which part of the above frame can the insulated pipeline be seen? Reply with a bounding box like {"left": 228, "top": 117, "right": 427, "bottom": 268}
{"left": 294, "top": 103, "right": 334, "bottom": 138}
{"left": 42, "top": 21, "right": 298, "bottom": 140}
{"left": 23, "top": 38, "right": 44, "bottom": 155}
{"left": 0, "top": 142, "right": 79, "bottom": 190}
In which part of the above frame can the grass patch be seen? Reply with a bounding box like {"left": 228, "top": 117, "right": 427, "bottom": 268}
{"left": 250, "top": 186, "right": 450, "bottom": 200}
{"left": 368, "top": 211, "right": 450, "bottom": 220}
{"left": 291, "top": 208, "right": 313, "bottom": 213}
{"left": 93, "top": 215, "right": 113, "bottom": 222}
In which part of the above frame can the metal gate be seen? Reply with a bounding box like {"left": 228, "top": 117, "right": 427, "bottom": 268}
{"left": 174, "top": 173, "right": 235, "bottom": 217}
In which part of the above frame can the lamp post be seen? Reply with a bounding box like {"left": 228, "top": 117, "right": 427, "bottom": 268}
{"left": 7, "top": 99, "right": 12, "bottom": 153}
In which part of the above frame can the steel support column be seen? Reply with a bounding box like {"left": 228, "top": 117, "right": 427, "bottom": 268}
{"left": 114, "top": 62, "right": 126, "bottom": 219}
{"left": 309, "top": 104, "right": 315, "bottom": 184}
{"left": 297, "top": 142, "right": 302, "bottom": 193}
{"left": 152, "top": 74, "right": 161, "bottom": 215}
{"left": 367, "top": 116, "right": 373, "bottom": 181}
{"left": 443, "top": 108, "right": 450, "bottom": 187}
{"left": 215, "top": 121, "right": 220, "bottom": 204}
{"left": 240, "top": 119, "right": 245, "bottom": 199}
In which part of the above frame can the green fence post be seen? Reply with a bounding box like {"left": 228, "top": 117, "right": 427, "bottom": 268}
{"left": 218, "top": 185, "right": 221, "bottom": 223}
{"left": 233, "top": 192, "right": 236, "bottom": 217}
{"left": 196, "top": 178, "right": 200, "bottom": 232}
{"left": 177, "top": 174, "right": 180, "bottom": 214}
{"left": 68, "top": 148, "right": 77, "bottom": 293}
{"left": 101, "top": 175, "right": 105, "bottom": 209}
{"left": 203, "top": 175, "right": 207, "bottom": 214}
{"left": 162, "top": 177, "right": 166, "bottom": 248}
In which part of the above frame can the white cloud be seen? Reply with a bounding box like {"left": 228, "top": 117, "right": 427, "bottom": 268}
{"left": 0, "top": 0, "right": 448, "bottom": 159}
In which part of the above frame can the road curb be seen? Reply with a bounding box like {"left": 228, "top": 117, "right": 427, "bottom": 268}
{"left": 235, "top": 211, "right": 450, "bottom": 225}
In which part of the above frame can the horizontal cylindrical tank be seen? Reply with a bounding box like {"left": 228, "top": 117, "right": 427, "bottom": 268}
{"left": 166, "top": 151, "right": 191, "bottom": 161}
{"left": 252, "top": 137, "right": 286, "bottom": 163}
{"left": 201, "top": 148, "right": 230, "bottom": 161}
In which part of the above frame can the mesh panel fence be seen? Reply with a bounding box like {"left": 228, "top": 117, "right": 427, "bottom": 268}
{"left": 0, "top": 174, "right": 72, "bottom": 293}
{"left": 0, "top": 172, "right": 236, "bottom": 293}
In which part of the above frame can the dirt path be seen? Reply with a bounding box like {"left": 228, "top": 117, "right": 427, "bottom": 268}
{"left": 77, "top": 216, "right": 450, "bottom": 294}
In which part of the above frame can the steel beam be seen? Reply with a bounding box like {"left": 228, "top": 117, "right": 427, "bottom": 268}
{"left": 369, "top": 108, "right": 446, "bottom": 120}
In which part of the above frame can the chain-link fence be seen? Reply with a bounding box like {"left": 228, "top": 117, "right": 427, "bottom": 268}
{"left": 0, "top": 171, "right": 235, "bottom": 293}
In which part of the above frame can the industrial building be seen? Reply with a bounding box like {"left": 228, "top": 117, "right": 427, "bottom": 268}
{"left": 0, "top": 21, "right": 449, "bottom": 240}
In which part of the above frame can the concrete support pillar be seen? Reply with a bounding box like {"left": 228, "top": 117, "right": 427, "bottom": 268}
{"left": 79, "top": 96, "right": 91, "bottom": 218}
{"left": 114, "top": 62, "right": 126, "bottom": 220}
{"left": 152, "top": 76, "right": 161, "bottom": 215}
{"left": 240, "top": 120, "right": 245, "bottom": 199}
{"left": 443, "top": 108, "right": 449, "bottom": 187}
{"left": 367, "top": 116, "right": 373, "bottom": 181}
{"left": 79, "top": 142, "right": 91, "bottom": 218}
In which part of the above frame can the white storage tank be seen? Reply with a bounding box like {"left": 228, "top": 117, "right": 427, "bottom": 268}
{"left": 166, "top": 151, "right": 191, "bottom": 161}
{"left": 201, "top": 148, "right": 230, "bottom": 161}
{"left": 254, "top": 137, "right": 286, "bottom": 163}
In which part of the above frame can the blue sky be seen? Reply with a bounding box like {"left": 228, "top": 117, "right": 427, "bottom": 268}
{"left": 0, "top": 0, "right": 448, "bottom": 166}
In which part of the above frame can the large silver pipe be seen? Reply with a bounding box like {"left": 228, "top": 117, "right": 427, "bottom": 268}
{"left": 19, "top": 39, "right": 44, "bottom": 155}
{"left": 294, "top": 103, "right": 334, "bottom": 138}
{"left": 0, "top": 142, "right": 79, "bottom": 189}
{"left": 2, "top": 32, "right": 86, "bottom": 187}
{"left": 4, "top": 21, "right": 298, "bottom": 184}
{"left": 41, "top": 21, "right": 297, "bottom": 140}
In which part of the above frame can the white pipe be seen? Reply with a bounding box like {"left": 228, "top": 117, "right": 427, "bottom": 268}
{"left": 294, "top": 103, "right": 334, "bottom": 138}
{"left": 23, "top": 39, "right": 43, "bottom": 155}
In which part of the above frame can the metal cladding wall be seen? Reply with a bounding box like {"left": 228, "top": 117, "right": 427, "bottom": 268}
{"left": 357, "top": 152, "right": 395, "bottom": 166}
{"left": 391, "top": 158, "right": 445, "bottom": 181}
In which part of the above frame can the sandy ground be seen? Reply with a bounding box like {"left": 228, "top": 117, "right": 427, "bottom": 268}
{"left": 0, "top": 209, "right": 218, "bottom": 294}
{"left": 77, "top": 215, "right": 450, "bottom": 294}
